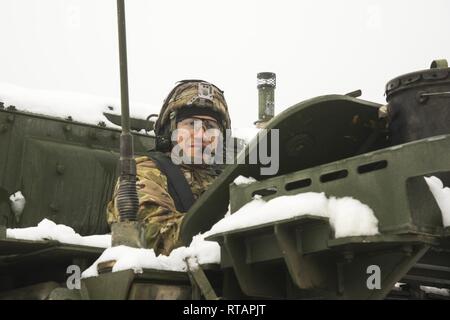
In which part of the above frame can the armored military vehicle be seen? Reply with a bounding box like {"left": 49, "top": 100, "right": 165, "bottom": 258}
{"left": 0, "top": 58, "right": 449, "bottom": 300}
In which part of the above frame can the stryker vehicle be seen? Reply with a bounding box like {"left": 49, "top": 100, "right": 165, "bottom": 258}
{"left": 0, "top": 59, "right": 449, "bottom": 300}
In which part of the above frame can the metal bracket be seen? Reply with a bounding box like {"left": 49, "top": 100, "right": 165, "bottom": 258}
{"left": 186, "top": 257, "right": 218, "bottom": 300}
{"left": 274, "top": 223, "right": 326, "bottom": 289}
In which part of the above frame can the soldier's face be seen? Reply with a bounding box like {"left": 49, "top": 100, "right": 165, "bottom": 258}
{"left": 175, "top": 115, "right": 221, "bottom": 163}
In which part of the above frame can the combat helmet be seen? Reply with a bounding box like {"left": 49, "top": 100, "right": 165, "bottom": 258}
{"left": 154, "top": 80, "right": 231, "bottom": 151}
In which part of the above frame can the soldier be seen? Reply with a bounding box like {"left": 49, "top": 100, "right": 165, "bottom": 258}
{"left": 107, "top": 80, "right": 231, "bottom": 256}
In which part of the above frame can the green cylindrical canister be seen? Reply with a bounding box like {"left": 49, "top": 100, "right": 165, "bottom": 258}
{"left": 257, "top": 72, "right": 276, "bottom": 123}
{"left": 385, "top": 59, "right": 450, "bottom": 145}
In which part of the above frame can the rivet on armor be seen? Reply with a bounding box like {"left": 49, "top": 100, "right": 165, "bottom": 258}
{"left": 56, "top": 164, "right": 65, "bottom": 175}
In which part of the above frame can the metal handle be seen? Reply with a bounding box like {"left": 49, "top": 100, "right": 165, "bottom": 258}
{"left": 420, "top": 91, "right": 450, "bottom": 97}
{"left": 417, "top": 91, "right": 450, "bottom": 103}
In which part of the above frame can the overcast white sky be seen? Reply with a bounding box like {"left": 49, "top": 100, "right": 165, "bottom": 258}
{"left": 0, "top": 0, "right": 449, "bottom": 128}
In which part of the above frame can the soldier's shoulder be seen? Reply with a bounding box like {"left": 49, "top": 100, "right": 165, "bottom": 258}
{"left": 136, "top": 155, "right": 168, "bottom": 185}
{"left": 136, "top": 155, "right": 166, "bottom": 177}
{"left": 136, "top": 156, "right": 158, "bottom": 169}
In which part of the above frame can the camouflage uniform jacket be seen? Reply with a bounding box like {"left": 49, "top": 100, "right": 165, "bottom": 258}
{"left": 107, "top": 155, "right": 219, "bottom": 256}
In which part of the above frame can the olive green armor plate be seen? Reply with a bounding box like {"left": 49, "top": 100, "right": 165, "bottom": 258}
{"left": 0, "top": 108, "right": 154, "bottom": 234}
{"left": 181, "top": 94, "right": 386, "bottom": 244}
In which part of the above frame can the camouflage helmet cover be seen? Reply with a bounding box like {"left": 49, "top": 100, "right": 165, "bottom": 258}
{"left": 154, "top": 80, "right": 231, "bottom": 136}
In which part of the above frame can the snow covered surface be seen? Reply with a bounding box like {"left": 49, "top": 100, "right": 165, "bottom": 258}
{"left": 328, "top": 196, "right": 379, "bottom": 238}
{"left": 208, "top": 192, "right": 379, "bottom": 238}
{"left": 233, "top": 175, "right": 257, "bottom": 185}
{"left": 6, "top": 219, "right": 111, "bottom": 248}
{"left": 0, "top": 83, "right": 261, "bottom": 141}
{"left": 6, "top": 218, "right": 219, "bottom": 277}
{"left": 0, "top": 82, "right": 155, "bottom": 127}
{"left": 394, "top": 283, "right": 449, "bottom": 296}
{"left": 82, "top": 232, "right": 220, "bottom": 278}
{"left": 420, "top": 286, "right": 450, "bottom": 296}
{"left": 81, "top": 190, "right": 378, "bottom": 277}
{"left": 424, "top": 176, "right": 450, "bottom": 227}
{"left": 9, "top": 191, "right": 26, "bottom": 221}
